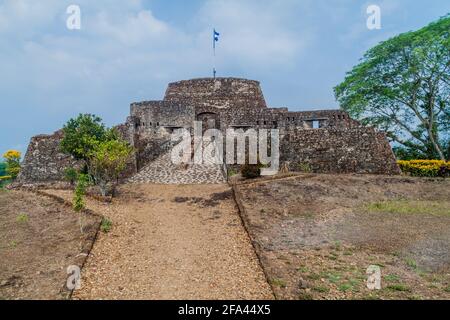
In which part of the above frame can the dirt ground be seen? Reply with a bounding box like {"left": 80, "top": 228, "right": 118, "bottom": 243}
{"left": 44, "top": 184, "right": 273, "bottom": 300}
{"left": 0, "top": 189, "right": 99, "bottom": 300}
{"left": 235, "top": 174, "right": 450, "bottom": 300}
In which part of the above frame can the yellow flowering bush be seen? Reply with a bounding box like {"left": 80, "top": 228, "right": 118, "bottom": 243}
{"left": 397, "top": 160, "right": 450, "bottom": 177}
{"left": 3, "top": 150, "right": 21, "bottom": 161}
{"left": 2, "top": 150, "right": 21, "bottom": 179}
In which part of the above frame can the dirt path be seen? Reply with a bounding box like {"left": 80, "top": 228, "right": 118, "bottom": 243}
{"left": 45, "top": 184, "right": 273, "bottom": 300}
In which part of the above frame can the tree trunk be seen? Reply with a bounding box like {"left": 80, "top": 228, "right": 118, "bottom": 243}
{"left": 428, "top": 128, "right": 446, "bottom": 160}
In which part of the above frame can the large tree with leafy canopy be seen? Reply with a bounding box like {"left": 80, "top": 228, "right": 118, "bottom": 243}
{"left": 60, "top": 114, "right": 118, "bottom": 167}
{"left": 335, "top": 15, "right": 450, "bottom": 160}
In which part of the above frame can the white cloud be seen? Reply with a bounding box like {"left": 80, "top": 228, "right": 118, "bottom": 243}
{"left": 91, "top": 10, "right": 171, "bottom": 46}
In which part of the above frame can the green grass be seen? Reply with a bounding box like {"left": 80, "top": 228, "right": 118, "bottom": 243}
{"left": 405, "top": 258, "right": 418, "bottom": 270}
{"left": 338, "top": 283, "right": 353, "bottom": 292}
{"left": 444, "top": 286, "right": 450, "bottom": 293}
{"left": 297, "top": 266, "right": 310, "bottom": 273}
{"left": 312, "top": 286, "right": 330, "bottom": 293}
{"left": 227, "top": 168, "right": 238, "bottom": 177}
{"left": 326, "top": 273, "right": 342, "bottom": 284}
{"left": 298, "top": 293, "right": 314, "bottom": 300}
{"left": 333, "top": 241, "right": 342, "bottom": 251}
{"left": 385, "top": 274, "right": 400, "bottom": 283}
{"left": 271, "top": 278, "right": 287, "bottom": 288}
{"left": 16, "top": 213, "right": 29, "bottom": 223}
{"left": 387, "top": 284, "right": 411, "bottom": 292}
{"left": 100, "top": 218, "right": 113, "bottom": 233}
{"left": 306, "top": 273, "right": 321, "bottom": 281}
{"left": 365, "top": 200, "right": 450, "bottom": 216}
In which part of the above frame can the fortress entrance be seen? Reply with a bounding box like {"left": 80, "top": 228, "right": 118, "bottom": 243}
{"left": 197, "top": 112, "right": 220, "bottom": 132}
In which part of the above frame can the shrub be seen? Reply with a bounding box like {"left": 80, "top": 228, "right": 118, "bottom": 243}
{"left": 0, "top": 162, "right": 6, "bottom": 176}
{"left": 73, "top": 174, "right": 90, "bottom": 212}
{"left": 298, "top": 162, "right": 312, "bottom": 173}
{"left": 64, "top": 167, "right": 78, "bottom": 186}
{"left": 3, "top": 150, "right": 21, "bottom": 179}
{"left": 100, "top": 218, "right": 113, "bottom": 233}
{"left": 60, "top": 114, "right": 111, "bottom": 162}
{"left": 397, "top": 160, "right": 450, "bottom": 177}
{"left": 88, "top": 139, "right": 134, "bottom": 197}
{"left": 0, "top": 176, "right": 12, "bottom": 189}
{"left": 16, "top": 213, "right": 29, "bottom": 223}
{"left": 241, "top": 163, "right": 261, "bottom": 179}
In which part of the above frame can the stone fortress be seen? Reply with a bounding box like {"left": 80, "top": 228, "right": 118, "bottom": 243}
{"left": 18, "top": 77, "right": 400, "bottom": 185}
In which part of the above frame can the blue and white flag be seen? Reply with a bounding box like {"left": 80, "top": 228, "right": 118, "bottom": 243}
{"left": 213, "top": 29, "right": 220, "bottom": 48}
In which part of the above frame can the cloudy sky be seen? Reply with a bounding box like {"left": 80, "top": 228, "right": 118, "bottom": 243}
{"left": 1, "top": 0, "right": 449, "bottom": 155}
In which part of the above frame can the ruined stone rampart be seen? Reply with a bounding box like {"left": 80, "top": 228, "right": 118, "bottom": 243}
{"left": 280, "top": 127, "right": 401, "bottom": 175}
{"left": 17, "top": 130, "right": 82, "bottom": 183}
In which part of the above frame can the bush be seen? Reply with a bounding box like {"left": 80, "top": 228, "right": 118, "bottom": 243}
{"left": 3, "top": 150, "right": 21, "bottom": 179}
{"left": 0, "top": 162, "right": 6, "bottom": 176}
{"left": 88, "top": 139, "right": 134, "bottom": 197}
{"left": 298, "top": 162, "right": 312, "bottom": 173}
{"left": 397, "top": 160, "right": 450, "bottom": 177}
{"left": 64, "top": 167, "right": 78, "bottom": 186}
{"left": 0, "top": 175, "right": 12, "bottom": 188}
{"left": 241, "top": 163, "right": 261, "bottom": 179}
{"left": 100, "top": 218, "right": 113, "bottom": 233}
{"left": 60, "top": 114, "right": 112, "bottom": 162}
{"left": 73, "top": 174, "right": 90, "bottom": 212}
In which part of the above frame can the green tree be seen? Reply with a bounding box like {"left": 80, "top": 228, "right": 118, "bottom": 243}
{"left": 60, "top": 114, "right": 117, "bottom": 166}
{"left": 0, "top": 162, "right": 6, "bottom": 176}
{"left": 335, "top": 15, "right": 450, "bottom": 160}
{"left": 88, "top": 139, "right": 133, "bottom": 197}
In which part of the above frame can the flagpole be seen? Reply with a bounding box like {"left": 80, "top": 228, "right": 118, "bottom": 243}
{"left": 213, "top": 29, "right": 216, "bottom": 79}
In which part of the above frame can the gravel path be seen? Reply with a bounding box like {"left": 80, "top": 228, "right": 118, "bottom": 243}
{"left": 45, "top": 184, "right": 273, "bottom": 300}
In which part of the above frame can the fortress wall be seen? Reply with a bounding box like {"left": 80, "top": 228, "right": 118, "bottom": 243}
{"left": 17, "top": 122, "right": 138, "bottom": 184}
{"left": 195, "top": 106, "right": 358, "bottom": 132}
{"left": 280, "top": 127, "right": 400, "bottom": 175}
{"left": 131, "top": 101, "right": 194, "bottom": 130}
{"left": 164, "top": 78, "right": 267, "bottom": 109}
{"left": 17, "top": 130, "right": 82, "bottom": 183}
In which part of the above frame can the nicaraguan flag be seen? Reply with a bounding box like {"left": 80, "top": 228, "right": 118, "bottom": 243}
{"left": 213, "top": 29, "right": 220, "bottom": 47}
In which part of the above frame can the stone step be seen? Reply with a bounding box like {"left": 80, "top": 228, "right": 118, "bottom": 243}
{"left": 128, "top": 139, "right": 226, "bottom": 185}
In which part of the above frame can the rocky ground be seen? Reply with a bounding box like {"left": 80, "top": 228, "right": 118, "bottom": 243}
{"left": 235, "top": 174, "right": 450, "bottom": 300}
{"left": 44, "top": 184, "right": 273, "bottom": 300}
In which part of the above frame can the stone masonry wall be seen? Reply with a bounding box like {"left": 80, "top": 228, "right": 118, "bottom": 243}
{"left": 280, "top": 127, "right": 401, "bottom": 175}
{"left": 164, "top": 78, "right": 267, "bottom": 109}
{"left": 17, "top": 130, "right": 82, "bottom": 183}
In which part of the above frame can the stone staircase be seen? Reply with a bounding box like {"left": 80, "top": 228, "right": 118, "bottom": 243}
{"left": 128, "top": 138, "right": 227, "bottom": 185}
